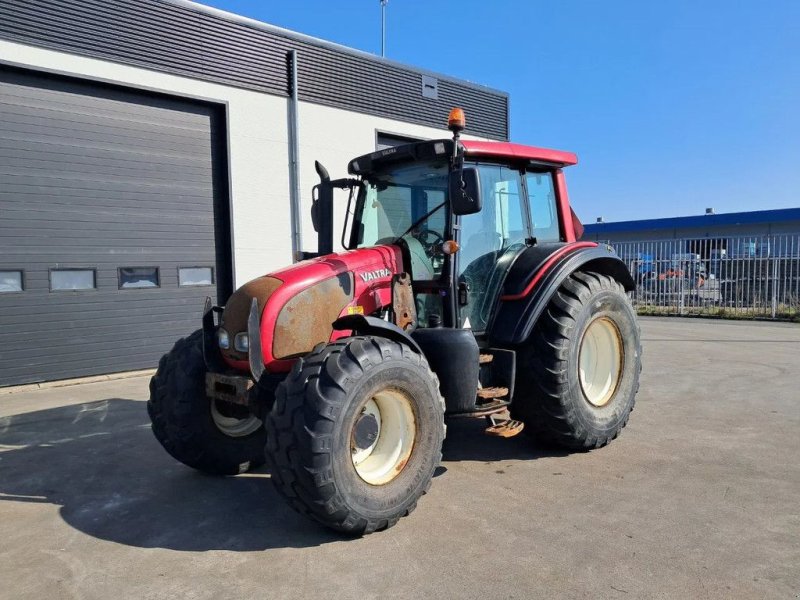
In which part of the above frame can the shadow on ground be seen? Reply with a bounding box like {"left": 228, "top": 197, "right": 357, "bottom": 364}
{"left": 442, "top": 417, "right": 569, "bottom": 462}
{"left": 0, "top": 398, "right": 561, "bottom": 551}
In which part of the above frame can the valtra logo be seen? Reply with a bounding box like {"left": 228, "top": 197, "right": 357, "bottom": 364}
{"left": 359, "top": 268, "right": 392, "bottom": 283}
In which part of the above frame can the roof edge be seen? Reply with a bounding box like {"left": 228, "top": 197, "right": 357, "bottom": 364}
{"left": 584, "top": 207, "right": 800, "bottom": 233}
{"left": 462, "top": 140, "right": 577, "bottom": 166}
{"left": 169, "top": 0, "right": 510, "bottom": 98}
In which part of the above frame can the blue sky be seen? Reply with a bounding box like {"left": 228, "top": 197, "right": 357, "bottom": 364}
{"left": 202, "top": 0, "right": 800, "bottom": 223}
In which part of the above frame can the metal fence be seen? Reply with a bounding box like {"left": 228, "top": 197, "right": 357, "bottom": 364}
{"left": 607, "top": 234, "right": 800, "bottom": 321}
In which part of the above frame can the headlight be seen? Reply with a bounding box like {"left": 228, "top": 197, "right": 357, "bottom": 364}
{"left": 234, "top": 332, "right": 249, "bottom": 352}
{"left": 217, "top": 328, "right": 230, "bottom": 349}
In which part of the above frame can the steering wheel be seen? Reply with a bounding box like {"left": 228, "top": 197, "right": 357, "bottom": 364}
{"left": 414, "top": 228, "right": 445, "bottom": 254}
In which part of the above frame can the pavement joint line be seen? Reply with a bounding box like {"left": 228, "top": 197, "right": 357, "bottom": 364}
{"left": 0, "top": 369, "right": 156, "bottom": 395}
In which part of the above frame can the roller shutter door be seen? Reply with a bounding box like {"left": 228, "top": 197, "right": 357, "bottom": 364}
{"left": 0, "top": 67, "right": 231, "bottom": 386}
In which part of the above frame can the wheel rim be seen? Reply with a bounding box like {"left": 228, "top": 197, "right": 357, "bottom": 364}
{"left": 210, "top": 400, "right": 262, "bottom": 438}
{"left": 351, "top": 389, "right": 416, "bottom": 486}
{"left": 578, "top": 317, "right": 624, "bottom": 407}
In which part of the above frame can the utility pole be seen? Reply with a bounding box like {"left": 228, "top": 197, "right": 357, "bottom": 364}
{"left": 380, "top": 0, "right": 388, "bottom": 57}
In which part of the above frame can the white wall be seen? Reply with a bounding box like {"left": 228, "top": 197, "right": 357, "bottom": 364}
{"left": 0, "top": 39, "right": 487, "bottom": 288}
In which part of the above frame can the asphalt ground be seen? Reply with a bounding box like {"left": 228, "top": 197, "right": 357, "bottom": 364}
{"left": 1, "top": 317, "right": 798, "bottom": 599}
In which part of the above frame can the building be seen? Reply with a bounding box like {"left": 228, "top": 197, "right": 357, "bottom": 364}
{"left": 583, "top": 208, "right": 800, "bottom": 320}
{"left": 0, "top": 0, "right": 509, "bottom": 386}
{"left": 583, "top": 208, "right": 800, "bottom": 244}
{"left": 583, "top": 207, "right": 800, "bottom": 266}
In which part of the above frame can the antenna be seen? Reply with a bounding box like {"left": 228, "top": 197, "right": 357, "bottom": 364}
{"left": 380, "top": 0, "right": 388, "bottom": 57}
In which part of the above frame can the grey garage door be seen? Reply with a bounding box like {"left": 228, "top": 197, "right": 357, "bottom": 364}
{"left": 0, "top": 66, "right": 231, "bottom": 387}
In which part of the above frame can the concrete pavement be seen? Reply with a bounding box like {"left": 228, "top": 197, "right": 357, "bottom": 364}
{"left": 1, "top": 317, "right": 798, "bottom": 599}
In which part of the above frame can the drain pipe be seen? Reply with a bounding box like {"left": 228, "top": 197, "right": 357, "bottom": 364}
{"left": 287, "top": 49, "right": 303, "bottom": 261}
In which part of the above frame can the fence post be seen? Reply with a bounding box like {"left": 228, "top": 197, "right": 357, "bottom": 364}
{"left": 771, "top": 241, "right": 777, "bottom": 319}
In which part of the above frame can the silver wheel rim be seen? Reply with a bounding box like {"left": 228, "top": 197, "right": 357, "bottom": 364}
{"left": 351, "top": 389, "right": 416, "bottom": 486}
{"left": 578, "top": 317, "right": 624, "bottom": 407}
{"left": 210, "top": 400, "right": 262, "bottom": 438}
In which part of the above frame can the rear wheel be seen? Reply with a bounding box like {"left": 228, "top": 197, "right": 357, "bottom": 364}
{"left": 512, "top": 271, "right": 641, "bottom": 449}
{"left": 266, "top": 336, "right": 445, "bottom": 535}
{"left": 148, "top": 330, "right": 268, "bottom": 475}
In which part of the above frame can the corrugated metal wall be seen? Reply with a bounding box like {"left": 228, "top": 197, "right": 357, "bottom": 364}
{"left": 0, "top": 0, "right": 509, "bottom": 140}
{"left": 0, "top": 66, "right": 230, "bottom": 386}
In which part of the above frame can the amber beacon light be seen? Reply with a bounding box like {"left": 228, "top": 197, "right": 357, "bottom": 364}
{"left": 442, "top": 240, "right": 460, "bottom": 255}
{"left": 448, "top": 107, "right": 466, "bottom": 133}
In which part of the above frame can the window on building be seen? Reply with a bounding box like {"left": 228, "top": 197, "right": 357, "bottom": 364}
{"left": 51, "top": 269, "right": 96, "bottom": 291}
{"left": 118, "top": 267, "right": 160, "bottom": 289}
{"left": 376, "top": 132, "right": 423, "bottom": 151}
{"left": 178, "top": 266, "right": 214, "bottom": 287}
{"left": 0, "top": 270, "right": 23, "bottom": 293}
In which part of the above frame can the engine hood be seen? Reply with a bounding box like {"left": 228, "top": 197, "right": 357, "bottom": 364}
{"left": 220, "top": 245, "right": 404, "bottom": 372}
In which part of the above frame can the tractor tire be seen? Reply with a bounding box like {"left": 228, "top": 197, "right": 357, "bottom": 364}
{"left": 512, "top": 271, "right": 641, "bottom": 450}
{"left": 148, "top": 329, "right": 267, "bottom": 475}
{"left": 266, "top": 336, "right": 445, "bottom": 535}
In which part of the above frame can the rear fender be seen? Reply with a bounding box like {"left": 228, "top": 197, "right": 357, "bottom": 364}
{"left": 489, "top": 244, "right": 635, "bottom": 346}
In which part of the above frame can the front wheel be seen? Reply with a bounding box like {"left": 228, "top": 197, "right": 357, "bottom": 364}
{"left": 265, "top": 336, "right": 446, "bottom": 535}
{"left": 148, "top": 330, "right": 268, "bottom": 475}
{"left": 512, "top": 271, "right": 641, "bottom": 449}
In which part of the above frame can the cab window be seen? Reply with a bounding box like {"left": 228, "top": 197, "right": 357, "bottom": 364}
{"left": 354, "top": 161, "right": 449, "bottom": 281}
{"left": 459, "top": 165, "right": 526, "bottom": 270}
{"left": 458, "top": 165, "right": 527, "bottom": 330}
{"left": 525, "top": 172, "right": 561, "bottom": 241}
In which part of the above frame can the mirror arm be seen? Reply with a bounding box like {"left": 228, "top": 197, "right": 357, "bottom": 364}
{"left": 329, "top": 177, "right": 360, "bottom": 190}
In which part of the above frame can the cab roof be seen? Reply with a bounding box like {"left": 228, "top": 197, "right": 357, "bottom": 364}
{"left": 461, "top": 140, "right": 578, "bottom": 167}
{"left": 348, "top": 138, "right": 577, "bottom": 176}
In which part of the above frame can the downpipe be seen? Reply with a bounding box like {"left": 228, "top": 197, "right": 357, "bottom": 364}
{"left": 287, "top": 49, "right": 303, "bottom": 262}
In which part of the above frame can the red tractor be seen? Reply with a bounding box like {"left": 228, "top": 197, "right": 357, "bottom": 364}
{"left": 148, "top": 109, "right": 641, "bottom": 535}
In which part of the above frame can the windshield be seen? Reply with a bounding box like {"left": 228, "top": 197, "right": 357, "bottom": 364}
{"left": 351, "top": 161, "right": 449, "bottom": 280}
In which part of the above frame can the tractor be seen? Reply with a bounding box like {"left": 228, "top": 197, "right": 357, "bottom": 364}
{"left": 148, "top": 108, "right": 641, "bottom": 535}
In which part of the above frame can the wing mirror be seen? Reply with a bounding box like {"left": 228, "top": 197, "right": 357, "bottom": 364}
{"left": 449, "top": 166, "right": 482, "bottom": 215}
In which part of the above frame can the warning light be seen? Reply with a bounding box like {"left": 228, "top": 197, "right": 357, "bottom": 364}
{"left": 448, "top": 107, "right": 465, "bottom": 133}
{"left": 442, "top": 240, "right": 460, "bottom": 255}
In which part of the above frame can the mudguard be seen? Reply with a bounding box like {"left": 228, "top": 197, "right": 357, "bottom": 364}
{"left": 332, "top": 314, "right": 423, "bottom": 354}
{"left": 488, "top": 243, "right": 635, "bottom": 346}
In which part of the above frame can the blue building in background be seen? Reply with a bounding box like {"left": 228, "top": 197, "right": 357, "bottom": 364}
{"left": 583, "top": 208, "right": 800, "bottom": 245}
{"left": 580, "top": 208, "right": 800, "bottom": 319}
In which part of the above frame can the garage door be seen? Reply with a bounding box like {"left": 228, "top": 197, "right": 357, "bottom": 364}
{"left": 0, "top": 67, "right": 232, "bottom": 386}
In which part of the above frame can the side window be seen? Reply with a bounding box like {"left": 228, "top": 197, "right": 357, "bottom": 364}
{"left": 378, "top": 186, "right": 412, "bottom": 236}
{"left": 525, "top": 172, "right": 561, "bottom": 242}
{"left": 459, "top": 165, "right": 526, "bottom": 270}
{"left": 359, "top": 185, "right": 412, "bottom": 245}
{"left": 423, "top": 189, "right": 446, "bottom": 234}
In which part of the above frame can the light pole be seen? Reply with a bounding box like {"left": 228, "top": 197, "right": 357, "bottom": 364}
{"left": 380, "top": 0, "right": 388, "bottom": 57}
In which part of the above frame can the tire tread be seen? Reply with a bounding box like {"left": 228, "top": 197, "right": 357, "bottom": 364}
{"left": 266, "top": 336, "right": 445, "bottom": 535}
{"left": 512, "top": 271, "right": 642, "bottom": 450}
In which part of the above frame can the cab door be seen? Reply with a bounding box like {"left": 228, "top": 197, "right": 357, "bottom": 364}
{"left": 456, "top": 165, "right": 529, "bottom": 331}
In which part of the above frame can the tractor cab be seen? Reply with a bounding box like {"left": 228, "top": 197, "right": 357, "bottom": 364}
{"left": 314, "top": 109, "right": 581, "bottom": 339}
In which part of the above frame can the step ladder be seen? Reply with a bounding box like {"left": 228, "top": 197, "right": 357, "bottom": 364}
{"left": 475, "top": 353, "right": 523, "bottom": 437}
